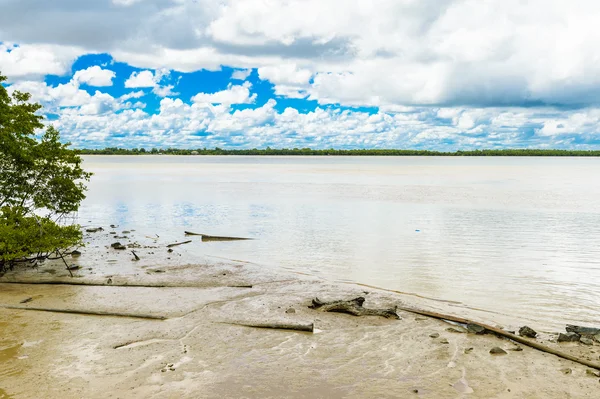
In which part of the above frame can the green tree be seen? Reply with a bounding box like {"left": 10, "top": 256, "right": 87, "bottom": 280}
{"left": 0, "top": 72, "right": 91, "bottom": 272}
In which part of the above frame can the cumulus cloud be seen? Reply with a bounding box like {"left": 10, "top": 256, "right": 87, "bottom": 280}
{"left": 0, "top": 42, "right": 82, "bottom": 80}
{"left": 191, "top": 82, "right": 257, "bottom": 105}
{"left": 2, "top": 1, "right": 600, "bottom": 149}
{"left": 73, "top": 65, "right": 115, "bottom": 86}
{"left": 2, "top": 0, "right": 600, "bottom": 108}
{"left": 231, "top": 68, "right": 252, "bottom": 80}
{"left": 124, "top": 70, "right": 156, "bottom": 88}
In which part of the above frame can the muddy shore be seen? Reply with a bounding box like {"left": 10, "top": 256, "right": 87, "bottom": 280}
{"left": 1, "top": 229, "right": 600, "bottom": 398}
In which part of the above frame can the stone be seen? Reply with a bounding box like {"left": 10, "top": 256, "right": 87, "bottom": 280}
{"left": 561, "top": 368, "right": 572, "bottom": 375}
{"left": 285, "top": 308, "right": 296, "bottom": 314}
{"left": 464, "top": 347, "right": 474, "bottom": 354}
{"left": 70, "top": 250, "right": 82, "bottom": 257}
{"left": 86, "top": 227, "right": 103, "bottom": 233}
{"left": 440, "top": 339, "right": 449, "bottom": 344}
{"left": 489, "top": 347, "right": 507, "bottom": 355}
{"left": 122, "top": 230, "right": 131, "bottom": 234}
{"left": 467, "top": 323, "right": 486, "bottom": 334}
{"left": 586, "top": 369, "right": 600, "bottom": 377}
{"left": 581, "top": 337, "right": 594, "bottom": 346}
{"left": 446, "top": 327, "right": 467, "bottom": 334}
{"left": 558, "top": 332, "right": 580, "bottom": 342}
{"left": 508, "top": 346, "right": 523, "bottom": 352}
{"left": 519, "top": 326, "right": 537, "bottom": 338}
{"left": 429, "top": 333, "right": 440, "bottom": 338}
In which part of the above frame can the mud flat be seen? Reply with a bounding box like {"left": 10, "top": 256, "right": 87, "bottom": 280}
{"left": 1, "top": 229, "right": 600, "bottom": 398}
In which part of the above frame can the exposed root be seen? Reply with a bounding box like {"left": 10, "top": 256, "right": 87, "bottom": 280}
{"left": 309, "top": 297, "right": 400, "bottom": 319}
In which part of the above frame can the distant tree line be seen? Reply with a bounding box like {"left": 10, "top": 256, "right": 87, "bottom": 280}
{"left": 75, "top": 147, "right": 600, "bottom": 156}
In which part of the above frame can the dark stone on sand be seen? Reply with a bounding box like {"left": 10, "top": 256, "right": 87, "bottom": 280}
{"left": 464, "top": 347, "right": 473, "bottom": 354}
{"left": 285, "top": 308, "right": 296, "bottom": 314}
{"left": 122, "top": 230, "right": 131, "bottom": 234}
{"left": 467, "top": 323, "right": 486, "bottom": 334}
{"left": 508, "top": 346, "right": 523, "bottom": 352}
{"left": 581, "top": 337, "right": 594, "bottom": 346}
{"left": 71, "top": 250, "right": 82, "bottom": 257}
{"left": 558, "top": 332, "right": 580, "bottom": 342}
{"left": 429, "top": 333, "right": 440, "bottom": 338}
{"left": 86, "top": 227, "right": 103, "bottom": 233}
{"left": 446, "top": 327, "right": 467, "bottom": 334}
{"left": 440, "top": 338, "right": 449, "bottom": 344}
{"left": 490, "top": 347, "right": 507, "bottom": 355}
{"left": 566, "top": 325, "right": 600, "bottom": 336}
{"left": 110, "top": 242, "right": 127, "bottom": 250}
{"left": 519, "top": 326, "right": 537, "bottom": 338}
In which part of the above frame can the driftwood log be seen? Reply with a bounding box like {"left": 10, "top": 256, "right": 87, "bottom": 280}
{"left": 309, "top": 297, "right": 400, "bottom": 320}
{"left": 398, "top": 306, "right": 600, "bottom": 371}
{"left": 166, "top": 240, "right": 192, "bottom": 248}
{"left": 1, "top": 304, "right": 166, "bottom": 320}
{"left": 184, "top": 231, "right": 252, "bottom": 241}
{"left": 223, "top": 321, "right": 314, "bottom": 332}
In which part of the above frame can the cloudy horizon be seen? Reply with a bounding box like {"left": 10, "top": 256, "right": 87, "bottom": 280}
{"left": 1, "top": 0, "right": 600, "bottom": 150}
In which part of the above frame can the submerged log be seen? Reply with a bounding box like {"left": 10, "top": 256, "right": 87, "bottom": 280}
{"left": 1, "top": 304, "right": 166, "bottom": 320}
{"left": 309, "top": 297, "right": 400, "bottom": 320}
{"left": 185, "top": 231, "right": 252, "bottom": 241}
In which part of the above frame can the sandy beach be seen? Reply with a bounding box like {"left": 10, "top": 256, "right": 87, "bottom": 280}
{"left": 1, "top": 228, "right": 600, "bottom": 399}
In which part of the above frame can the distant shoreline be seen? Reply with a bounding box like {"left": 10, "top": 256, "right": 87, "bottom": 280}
{"left": 76, "top": 148, "right": 600, "bottom": 156}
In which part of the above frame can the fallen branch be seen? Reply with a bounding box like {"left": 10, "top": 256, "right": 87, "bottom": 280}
{"left": 398, "top": 306, "right": 600, "bottom": 371}
{"left": 1, "top": 304, "right": 166, "bottom": 320}
{"left": 166, "top": 240, "right": 192, "bottom": 248}
{"left": 309, "top": 297, "right": 400, "bottom": 319}
{"left": 222, "top": 321, "right": 314, "bottom": 332}
{"left": 131, "top": 250, "right": 140, "bottom": 261}
{"left": 0, "top": 280, "right": 254, "bottom": 289}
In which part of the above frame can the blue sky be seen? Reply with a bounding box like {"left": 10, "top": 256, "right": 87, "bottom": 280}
{"left": 1, "top": 0, "right": 600, "bottom": 150}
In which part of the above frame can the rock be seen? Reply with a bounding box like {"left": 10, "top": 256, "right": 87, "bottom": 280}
{"left": 581, "top": 337, "right": 594, "bottom": 346}
{"left": 167, "top": 248, "right": 174, "bottom": 253}
{"left": 109, "top": 231, "right": 116, "bottom": 234}
{"left": 110, "top": 242, "right": 122, "bottom": 248}
{"left": 429, "top": 333, "right": 440, "bottom": 338}
{"left": 412, "top": 389, "right": 419, "bottom": 394}
{"left": 519, "top": 326, "right": 537, "bottom": 338}
{"left": 464, "top": 347, "right": 473, "bottom": 354}
{"left": 440, "top": 338, "right": 449, "bottom": 344}
{"left": 561, "top": 368, "right": 572, "bottom": 375}
{"left": 70, "top": 250, "right": 82, "bottom": 257}
{"left": 446, "top": 327, "right": 467, "bottom": 334}
{"left": 566, "top": 325, "right": 600, "bottom": 336}
{"left": 509, "top": 346, "right": 523, "bottom": 352}
{"left": 110, "top": 224, "right": 117, "bottom": 228}
{"left": 67, "top": 265, "right": 81, "bottom": 271}
{"left": 467, "top": 323, "right": 486, "bottom": 334}
{"left": 122, "top": 230, "right": 131, "bottom": 234}
{"left": 489, "top": 347, "right": 507, "bottom": 355}
{"left": 285, "top": 308, "right": 296, "bottom": 314}
{"left": 558, "top": 332, "right": 580, "bottom": 342}
{"left": 586, "top": 369, "right": 600, "bottom": 377}
{"left": 85, "top": 227, "right": 103, "bottom": 233}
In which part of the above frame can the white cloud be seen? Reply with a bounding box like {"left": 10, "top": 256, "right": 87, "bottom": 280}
{"left": 120, "top": 90, "right": 145, "bottom": 101}
{"left": 231, "top": 69, "right": 252, "bottom": 80}
{"left": 73, "top": 66, "right": 115, "bottom": 87}
{"left": 191, "top": 82, "right": 257, "bottom": 105}
{"left": 0, "top": 43, "right": 82, "bottom": 80}
{"left": 124, "top": 70, "right": 156, "bottom": 88}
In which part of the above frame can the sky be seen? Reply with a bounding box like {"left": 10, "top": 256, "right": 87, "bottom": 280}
{"left": 1, "top": 0, "right": 600, "bottom": 150}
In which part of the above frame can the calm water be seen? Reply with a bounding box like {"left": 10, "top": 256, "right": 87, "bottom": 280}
{"left": 80, "top": 155, "right": 600, "bottom": 329}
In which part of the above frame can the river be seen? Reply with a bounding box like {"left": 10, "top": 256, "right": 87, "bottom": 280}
{"left": 79, "top": 155, "right": 600, "bottom": 329}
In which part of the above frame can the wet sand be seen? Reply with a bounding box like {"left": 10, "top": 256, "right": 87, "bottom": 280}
{"left": 1, "top": 230, "right": 600, "bottom": 398}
